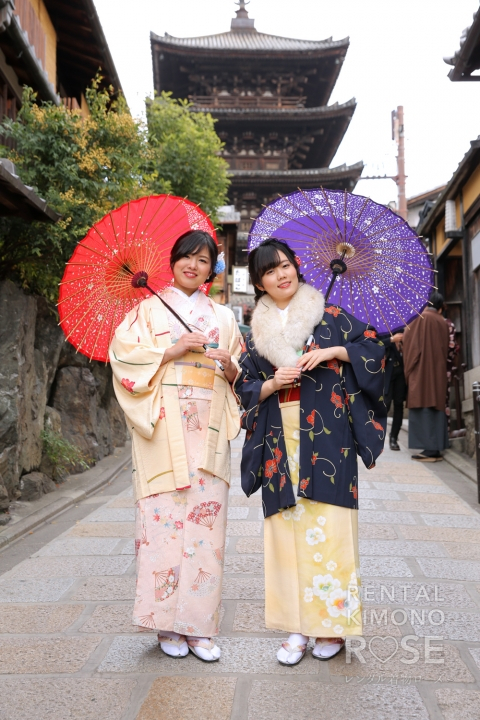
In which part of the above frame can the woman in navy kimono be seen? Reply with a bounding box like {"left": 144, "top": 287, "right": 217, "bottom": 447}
{"left": 235, "top": 239, "right": 386, "bottom": 665}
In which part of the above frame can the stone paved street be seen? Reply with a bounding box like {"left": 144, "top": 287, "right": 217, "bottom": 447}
{"left": 2, "top": 435, "right": 480, "bottom": 719}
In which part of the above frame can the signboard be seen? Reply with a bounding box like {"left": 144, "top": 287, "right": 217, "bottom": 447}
{"left": 233, "top": 266, "right": 248, "bottom": 293}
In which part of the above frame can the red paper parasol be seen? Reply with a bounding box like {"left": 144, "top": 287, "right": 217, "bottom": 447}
{"left": 58, "top": 195, "right": 217, "bottom": 362}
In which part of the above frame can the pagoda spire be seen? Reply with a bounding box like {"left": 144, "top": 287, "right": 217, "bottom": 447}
{"left": 231, "top": 0, "right": 256, "bottom": 32}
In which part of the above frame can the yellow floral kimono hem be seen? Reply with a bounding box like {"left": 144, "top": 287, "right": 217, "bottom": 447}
{"left": 264, "top": 400, "right": 363, "bottom": 637}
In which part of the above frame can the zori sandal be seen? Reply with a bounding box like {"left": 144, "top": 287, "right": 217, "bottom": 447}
{"left": 277, "top": 641, "right": 308, "bottom": 666}
{"left": 187, "top": 637, "right": 221, "bottom": 662}
{"left": 157, "top": 633, "right": 188, "bottom": 658}
{"left": 312, "top": 637, "right": 345, "bottom": 660}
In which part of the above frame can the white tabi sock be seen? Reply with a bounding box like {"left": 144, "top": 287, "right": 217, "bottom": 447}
{"left": 277, "top": 633, "right": 309, "bottom": 665}
{"left": 186, "top": 636, "right": 221, "bottom": 661}
{"left": 157, "top": 630, "right": 188, "bottom": 657}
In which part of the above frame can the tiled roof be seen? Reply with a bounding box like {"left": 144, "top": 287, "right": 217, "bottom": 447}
{"left": 230, "top": 162, "right": 364, "bottom": 181}
{"left": 417, "top": 138, "right": 480, "bottom": 236}
{"left": 191, "top": 100, "right": 356, "bottom": 118}
{"left": 151, "top": 30, "right": 348, "bottom": 53}
{"left": 444, "top": 8, "right": 480, "bottom": 81}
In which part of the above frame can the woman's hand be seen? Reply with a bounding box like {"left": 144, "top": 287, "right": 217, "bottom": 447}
{"left": 296, "top": 345, "right": 350, "bottom": 372}
{"left": 259, "top": 366, "right": 300, "bottom": 402}
{"left": 204, "top": 348, "right": 237, "bottom": 383}
{"left": 162, "top": 331, "right": 209, "bottom": 364}
{"left": 272, "top": 366, "right": 301, "bottom": 390}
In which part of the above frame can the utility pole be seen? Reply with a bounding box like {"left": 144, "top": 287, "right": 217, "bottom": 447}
{"left": 392, "top": 106, "right": 407, "bottom": 220}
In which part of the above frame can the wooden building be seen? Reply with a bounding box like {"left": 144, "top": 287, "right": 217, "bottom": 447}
{"left": 0, "top": 0, "right": 122, "bottom": 221}
{"left": 419, "top": 7, "right": 480, "bottom": 455}
{"left": 0, "top": 0, "right": 122, "bottom": 118}
{"left": 418, "top": 140, "right": 480, "bottom": 456}
{"left": 151, "top": 1, "right": 362, "bottom": 307}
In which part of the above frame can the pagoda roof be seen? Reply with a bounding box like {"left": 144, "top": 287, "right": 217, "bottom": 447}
{"left": 229, "top": 162, "right": 364, "bottom": 192}
{"left": 196, "top": 100, "right": 356, "bottom": 169}
{"left": 192, "top": 99, "right": 356, "bottom": 119}
{"left": 151, "top": 4, "right": 348, "bottom": 107}
{"left": 152, "top": 30, "right": 349, "bottom": 55}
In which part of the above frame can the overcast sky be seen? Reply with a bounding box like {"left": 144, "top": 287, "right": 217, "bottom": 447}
{"left": 95, "top": 0, "right": 480, "bottom": 206}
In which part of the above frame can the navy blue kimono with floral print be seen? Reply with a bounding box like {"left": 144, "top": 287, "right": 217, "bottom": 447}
{"left": 235, "top": 305, "right": 387, "bottom": 519}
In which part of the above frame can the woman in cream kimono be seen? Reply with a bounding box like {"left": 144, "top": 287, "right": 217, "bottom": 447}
{"left": 235, "top": 239, "right": 386, "bottom": 665}
{"left": 110, "top": 230, "right": 242, "bottom": 662}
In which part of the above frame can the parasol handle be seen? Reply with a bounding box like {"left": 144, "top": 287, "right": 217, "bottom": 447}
{"left": 131, "top": 271, "right": 225, "bottom": 372}
{"left": 324, "top": 252, "right": 348, "bottom": 303}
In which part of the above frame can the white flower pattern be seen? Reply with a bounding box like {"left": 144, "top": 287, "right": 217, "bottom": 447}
{"left": 313, "top": 553, "right": 323, "bottom": 563}
{"left": 291, "top": 504, "right": 305, "bottom": 522}
{"left": 304, "top": 587, "right": 314, "bottom": 603}
{"left": 306, "top": 527, "right": 326, "bottom": 545}
{"left": 326, "top": 587, "right": 360, "bottom": 618}
{"left": 312, "top": 574, "right": 340, "bottom": 600}
{"left": 326, "top": 560, "right": 337, "bottom": 572}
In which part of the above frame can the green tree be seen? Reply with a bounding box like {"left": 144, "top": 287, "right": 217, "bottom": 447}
{"left": 0, "top": 80, "right": 147, "bottom": 301}
{"left": 146, "top": 92, "right": 230, "bottom": 221}
{"left": 0, "top": 84, "right": 230, "bottom": 302}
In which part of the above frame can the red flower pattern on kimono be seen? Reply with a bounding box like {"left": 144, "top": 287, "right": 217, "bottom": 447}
{"left": 327, "top": 359, "right": 340, "bottom": 374}
{"left": 381, "top": 357, "right": 386, "bottom": 370}
{"left": 264, "top": 458, "right": 278, "bottom": 478}
{"left": 121, "top": 378, "right": 136, "bottom": 393}
{"left": 324, "top": 306, "right": 341, "bottom": 317}
{"left": 279, "top": 474, "right": 286, "bottom": 489}
{"left": 371, "top": 418, "right": 384, "bottom": 431}
{"left": 300, "top": 477, "right": 310, "bottom": 491}
{"left": 351, "top": 484, "right": 358, "bottom": 499}
{"left": 306, "top": 412, "right": 315, "bottom": 425}
{"left": 311, "top": 452, "right": 319, "bottom": 465}
{"left": 330, "top": 391, "right": 343, "bottom": 409}
{"left": 159, "top": 407, "right": 166, "bottom": 420}
{"left": 274, "top": 447, "right": 283, "bottom": 462}
{"left": 208, "top": 328, "right": 220, "bottom": 344}
{"left": 364, "top": 329, "right": 377, "bottom": 338}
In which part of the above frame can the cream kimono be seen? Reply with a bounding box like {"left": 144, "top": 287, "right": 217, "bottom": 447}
{"left": 110, "top": 288, "right": 242, "bottom": 636}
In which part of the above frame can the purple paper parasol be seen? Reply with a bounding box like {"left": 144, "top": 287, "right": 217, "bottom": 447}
{"left": 248, "top": 188, "right": 434, "bottom": 334}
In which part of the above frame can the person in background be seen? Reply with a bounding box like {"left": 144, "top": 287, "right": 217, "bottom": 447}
{"left": 402, "top": 291, "right": 450, "bottom": 462}
{"left": 444, "top": 311, "right": 459, "bottom": 434}
{"left": 382, "top": 330, "right": 406, "bottom": 451}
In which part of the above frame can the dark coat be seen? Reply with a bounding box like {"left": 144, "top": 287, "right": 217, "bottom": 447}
{"left": 380, "top": 334, "right": 406, "bottom": 403}
{"left": 235, "top": 305, "right": 387, "bottom": 518}
{"left": 403, "top": 309, "right": 449, "bottom": 412}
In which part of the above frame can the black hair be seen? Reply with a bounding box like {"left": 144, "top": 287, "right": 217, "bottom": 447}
{"left": 248, "top": 238, "right": 304, "bottom": 303}
{"left": 429, "top": 290, "right": 444, "bottom": 311}
{"left": 170, "top": 230, "right": 218, "bottom": 283}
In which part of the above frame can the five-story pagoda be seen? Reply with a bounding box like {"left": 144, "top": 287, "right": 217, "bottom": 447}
{"left": 151, "top": 2, "right": 363, "bottom": 306}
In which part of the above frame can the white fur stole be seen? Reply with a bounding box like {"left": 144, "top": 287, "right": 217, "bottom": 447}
{"left": 250, "top": 283, "right": 325, "bottom": 367}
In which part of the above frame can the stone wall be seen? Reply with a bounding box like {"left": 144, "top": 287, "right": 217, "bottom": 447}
{"left": 0, "top": 280, "right": 126, "bottom": 518}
